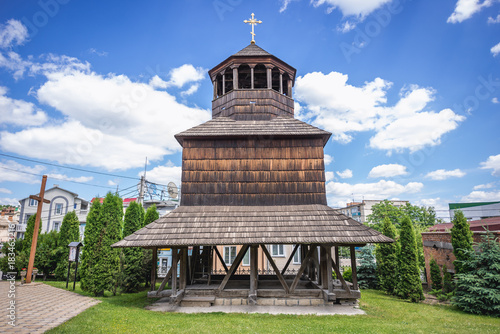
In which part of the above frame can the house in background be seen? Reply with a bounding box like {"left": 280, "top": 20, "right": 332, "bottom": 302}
{"left": 337, "top": 200, "right": 409, "bottom": 223}
{"left": 17, "top": 186, "right": 89, "bottom": 239}
{"left": 449, "top": 201, "right": 500, "bottom": 221}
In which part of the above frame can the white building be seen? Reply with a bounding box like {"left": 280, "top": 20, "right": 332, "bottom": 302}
{"left": 449, "top": 201, "right": 500, "bottom": 221}
{"left": 17, "top": 186, "right": 89, "bottom": 239}
{"left": 337, "top": 200, "right": 409, "bottom": 223}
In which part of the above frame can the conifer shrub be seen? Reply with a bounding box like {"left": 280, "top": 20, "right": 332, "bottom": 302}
{"left": 454, "top": 232, "right": 500, "bottom": 317}
{"left": 450, "top": 210, "right": 473, "bottom": 275}
{"left": 357, "top": 245, "right": 378, "bottom": 289}
{"left": 142, "top": 205, "right": 159, "bottom": 286}
{"left": 429, "top": 258, "right": 442, "bottom": 291}
{"left": 376, "top": 216, "right": 398, "bottom": 294}
{"left": 121, "top": 201, "right": 145, "bottom": 292}
{"left": 442, "top": 264, "right": 454, "bottom": 293}
{"left": 396, "top": 215, "right": 424, "bottom": 302}
{"left": 80, "top": 198, "right": 101, "bottom": 292}
{"left": 55, "top": 211, "right": 80, "bottom": 280}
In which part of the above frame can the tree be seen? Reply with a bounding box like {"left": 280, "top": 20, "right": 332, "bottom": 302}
{"left": 121, "top": 201, "right": 145, "bottom": 292}
{"left": 442, "top": 264, "right": 454, "bottom": 293}
{"left": 454, "top": 232, "right": 500, "bottom": 317}
{"left": 54, "top": 211, "right": 80, "bottom": 280}
{"left": 450, "top": 210, "right": 473, "bottom": 275}
{"left": 22, "top": 214, "right": 41, "bottom": 255}
{"left": 357, "top": 245, "right": 378, "bottom": 289}
{"left": 88, "top": 193, "right": 123, "bottom": 296}
{"left": 80, "top": 198, "right": 101, "bottom": 292}
{"left": 35, "top": 231, "right": 60, "bottom": 280}
{"left": 376, "top": 217, "right": 399, "bottom": 294}
{"left": 396, "top": 215, "right": 424, "bottom": 302}
{"left": 429, "top": 258, "right": 442, "bottom": 291}
{"left": 142, "top": 205, "right": 159, "bottom": 286}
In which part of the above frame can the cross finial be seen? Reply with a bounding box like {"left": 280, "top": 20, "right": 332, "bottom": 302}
{"left": 244, "top": 13, "right": 262, "bottom": 44}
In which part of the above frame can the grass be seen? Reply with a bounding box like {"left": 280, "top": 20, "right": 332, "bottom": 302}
{"left": 44, "top": 282, "right": 500, "bottom": 334}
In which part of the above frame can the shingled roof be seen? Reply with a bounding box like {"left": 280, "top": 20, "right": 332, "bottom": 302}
{"left": 112, "top": 204, "right": 393, "bottom": 248}
{"left": 233, "top": 43, "right": 272, "bottom": 57}
{"left": 175, "top": 116, "right": 332, "bottom": 145}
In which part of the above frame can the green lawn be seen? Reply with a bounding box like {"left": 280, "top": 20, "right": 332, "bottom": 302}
{"left": 44, "top": 282, "right": 500, "bottom": 334}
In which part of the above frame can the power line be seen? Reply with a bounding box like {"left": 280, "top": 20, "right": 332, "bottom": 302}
{"left": 0, "top": 153, "right": 140, "bottom": 181}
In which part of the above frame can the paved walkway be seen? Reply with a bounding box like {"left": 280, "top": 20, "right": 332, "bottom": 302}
{"left": 0, "top": 281, "right": 100, "bottom": 333}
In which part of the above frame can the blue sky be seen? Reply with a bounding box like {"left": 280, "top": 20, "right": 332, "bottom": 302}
{"left": 0, "top": 0, "right": 499, "bottom": 221}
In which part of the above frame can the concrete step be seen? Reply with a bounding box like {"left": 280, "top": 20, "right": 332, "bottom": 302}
{"left": 180, "top": 296, "right": 216, "bottom": 307}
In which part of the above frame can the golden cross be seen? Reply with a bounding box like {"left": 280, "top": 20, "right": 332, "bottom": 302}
{"left": 244, "top": 13, "right": 262, "bottom": 44}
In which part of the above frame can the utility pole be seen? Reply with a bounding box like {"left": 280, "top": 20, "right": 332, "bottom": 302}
{"left": 138, "top": 176, "right": 145, "bottom": 207}
{"left": 26, "top": 175, "right": 50, "bottom": 284}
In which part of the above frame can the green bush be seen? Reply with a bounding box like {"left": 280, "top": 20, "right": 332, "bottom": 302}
{"left": 343, "top": 267, "right": 352, "bottom": 282}
{"left": 442, "top": 264, "right": 454, "bottom": 293}
{"left": 429, "top": 258, "right": 442, "bottom": 290}
{"left": 357, "top": 245, "right": 378, "bottom": 289}
{"left": 450, "top": 210, "right": 473, "bottom": 275}
{"left": 376, "top": 216, "right": 399, "bottom": 294}
{"left": 453, "top": 232, "right": 500, "bottom": 317}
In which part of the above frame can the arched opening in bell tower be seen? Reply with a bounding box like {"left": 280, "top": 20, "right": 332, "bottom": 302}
{"left": 223, "top": 67, "right": 234, "bottom": 94}
{"left": 283, "top": 73, "right": 290, "bottom": 96}
{"left": 238, "top": 64, "right": 252, "bottom": 89}
{"left": 254, "top": 64, "right": 267, "bottom": 89}
{"left": 215, "top": 73, "right": 223, "bottom": 98}
{"left": 271, "top": 67, "right": 280, "bottom": 92}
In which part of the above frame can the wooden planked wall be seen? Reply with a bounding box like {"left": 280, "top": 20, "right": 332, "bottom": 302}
{"left": 181, "top": 138, "right": 327, "bottom": 206}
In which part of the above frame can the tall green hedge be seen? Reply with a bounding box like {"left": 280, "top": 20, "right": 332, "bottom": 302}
{"left": 429, "top": 258, "right": 442, "bottom": 291}
{"left": 121, "top": 201, "right": 145, "bottom": 292}
{"left": 450, "top": 210, "right": 473, "bottom": 275}
{"left": 376, "top": 216, "right": 398, "bottom": 294}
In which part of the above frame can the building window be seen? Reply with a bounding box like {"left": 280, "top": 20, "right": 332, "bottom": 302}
{"left": 223, "top": 246, "right": 237, "bottom": 265}
{"left": 74, "top": 203, "right": 77, "bottom": 209}
{"left": 25, "top": 214, "right": 32, "bottom": 223}
{"left": 242, "top": 249, "right": 250, "bottom": 266}
{"left": 293, "top": 245, "right": 301, "bottom": 264}
{"left": 271, "top": 244, "right": 284, "bottom": 257}
{"left": 55, "top": 203, "right": 63, "bottom": 215}
{"left": 53, "top": 221, "right": 60, "bottom": 232}
{"left": 29, "top": 198, "right": 37, "bottom": 206}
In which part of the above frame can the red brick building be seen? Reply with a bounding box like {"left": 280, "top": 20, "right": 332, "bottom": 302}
{"left": 422, "top": 230, "right": 500, "bottom": 284}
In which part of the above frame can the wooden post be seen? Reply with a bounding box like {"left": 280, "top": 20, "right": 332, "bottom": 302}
{"left": 26, "top": 175, "right": 50, "bottom": 284}
{"left": 222, "top": 73, "right": 226, "bottom": 95}
{"left": 334, "top": 246, "right": 340, "bottom": 269}
{"left": 350, "top": 245, "right": 358, "bottom": 290}
{"left": 266, "top": 66, "right": 272, "bottom": 89}
{"left": 157, "top": 266, "right": 173, "bottom": 294}
{"left": 232, "top": 67, "right": 239, "bottom": 90}
{"left": 180, "top": 248, "right": 187, "bottom": 290}
{"left": 171, "top": 248, "right": 178, "bottom": 297}
{"left": 325, "top": 245, "right": 333, "bottom": 293}
{"left": 320, "top": 246, "right": 327, "bottom": 288}
{"left": 218, "top": 245, "right": 249, "bottom": 292}
{"left": 150, "top": 247, "right": 158, "bottom": 291}
{"left": 331, "top": 258, "right": 350, "bottom": 293}
{"left": 287, "top": 79, "right": 293, "bottom": 98}
{"left": 249, "top": 245, "right": 258, "bottom": 304}
{"left": 207, "top": 246, "right": 213, "bottom": 285}
{"left": 279, "top": 71, "right": 283, "bottom": 94}
{"left": 289, "top": 246, "right": 315, "bottom": 293}
{"left": 250, "top": 65, "right": 255, "bottom": 89}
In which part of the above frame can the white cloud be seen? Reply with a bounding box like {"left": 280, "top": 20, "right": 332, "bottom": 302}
{"left": 181, "top": 83, "right": 200, "bottom": 97}
{"left": 169, "top": 64, "right": 206, "bottom": 88}
{"left": 480, "top": 154, "right": 500, "bottom": 176}
{"left": 473, "top": 182, "right": 495, "bottom": 190}
{"left": 338, "top": 21, "right": 356, "bottom": 33}
{"left": 324, "top": 154, "right": 333, "bottom": 165}
{"left": 0, "top": 197, "right": 19, "bottom": 206}
{"left": 336, "top": 169, "right": 353, "bottom": 179}
{"left": 295, "top": 71, "right": 464, "bottom": 152}
{"left": 0, "top": 188, "right": 12, "bottom": 194}
{"left": 425, "top": 169, "right": 466, "bottom": 180}
{"left": 108, "top": 180, "right": 118, "bottom": 186}
{"left": 0, "top": 86, "right": 48, "bottom": 126}
{"left": 447, "top": 0, "right": 494, "bottom": 23}
{"left": 311, "top": 0, "right": 392, "bottom": 18}
{"left": 88, "top": 48, "right": 108, "bottom": 57}
{"left": 0, "top": 19, "right": 28, "bottom": 48}
{"left": 0, "top": 69, "right": 211, "bottom": 170}
{"left": 368, "top": 163, "right": 408, "bottom": 178}
{"left": 462, "top": 189, "right": 500, "bottom": 201}
{"left": 280, "top": 0, "right": 293, "bottom": 12}
{"left": 488, "top": 13, "right": 500, "bottom": 23}
{"left": 0, "top": 160, "right": 45, "bottom": 183}
{"left": 46, "top": 173, "right": 94, "bottom": 183}
{"left": 326, "top": 179, "right": 423, "bottom": 207}
{"left": 143, "top": 161, "right": 181, "bottom": 187}
{"left": 325, "top": 171, "right": 335, "bottom": 182}
{"left": 491, "top": 42, "right": 500, "bottom": 56}
{"left": 493, "top": 97, "right": 500, "bottom": 103}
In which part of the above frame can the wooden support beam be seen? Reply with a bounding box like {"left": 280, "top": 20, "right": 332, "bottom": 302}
{"left": 179, "top": 248, "right": 188, "bottom": 291}
{"left": 289, "top": 246, "right": 315, "bottom": 293}
{"left": 325, "top": 245, "right": 333, "bottom": 293}
{"left": 320, "top": 246, "right": 327, "bottom": 288}
{"left": 208, "top": 246, "right": 213, "bottom": 286}
{"left": 281, "top": 244, "right": 300, "bottom": 275}
{"left": 350, "top": 245, "right": 358, "bottom": 290}
{"left": 261, "top": 244, "right": 289, "bottom": 293}
{"left": 334, "top": 246, "right": 340, "bottom": 269}
{"left": 331, "top": 257, "right": 350, "bottom": 293}
{"left": 157, "top": 265, "right": 173, "bottom": 294}
{"left": 311, "top": 245, "right": 320, "bottom": 281}
{"left": 214, "top": 247, "right": 229, "bottom": 272}
{"left": 217, "top": 245, "right": 249, "bottom": 293}
{"left": 171, "top": 248, "right": 178, "bottom": 297}
{"left": 150, "top": 247, "right": 158, "bottom": 291}
{"left": 249, "top": 245, "right": 258, "bottom": 304}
